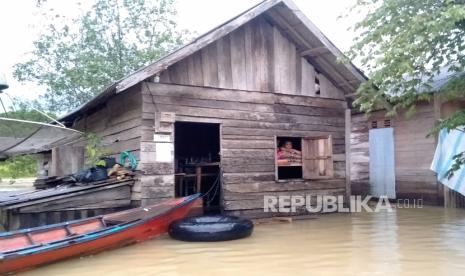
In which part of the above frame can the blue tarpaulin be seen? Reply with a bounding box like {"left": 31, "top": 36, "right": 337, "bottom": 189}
{"left": 431, "top": 129, "right": 465, "bottom": 196}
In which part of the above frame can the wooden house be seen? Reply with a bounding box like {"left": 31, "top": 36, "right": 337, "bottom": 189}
{"left": 54, "top": 0, "right": 366, "bottom": 218}
{"left": 350, "top": 71, "right": 465, "bottom": 207}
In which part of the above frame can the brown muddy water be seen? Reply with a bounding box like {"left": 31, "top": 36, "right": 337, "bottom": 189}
{"left": 23, "top": 206, "right": 465, "bottom": 276}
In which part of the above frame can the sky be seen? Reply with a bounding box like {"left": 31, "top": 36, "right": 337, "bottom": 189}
{"left": 0, "top": 0, "right": 357, "bottom": 109}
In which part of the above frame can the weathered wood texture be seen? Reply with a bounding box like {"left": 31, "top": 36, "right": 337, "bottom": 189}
{"left": 50, "top": 145, "right": 84, "bottom": 177}
{"left": 351, "top": 103, "right": 440, "bottom": 204}
{"left": 0, "top": 180, "right": 133, "bottom": 230}
{"left": 393, "top": 104, "right": 438, "bottom": 204}
{"left": 51, "top": 86, "right": 143, "bottom": 202}
{"left": 158, "top": 17, "right": 345, "bottom": 99}
{"left": 141, "top": 82, "right": 347, "bottom": 216}
{"left": 350, "top": 113, "right": 369, "bottom": 196}
{"left": 71, "top": 85, "right": 143, "bottom": 160}
{"left": 115, "top": 0, "right": 364, "bottom": 94}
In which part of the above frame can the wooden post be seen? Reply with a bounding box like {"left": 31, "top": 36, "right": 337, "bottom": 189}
{"left": 433, "top": 94, "right": 449, "bottom": 207}
{"left": 196, "top": 166, "right": 202, "bottom": 193}
{"left": 345, "top": 109, "right": 352, "bottom": 205}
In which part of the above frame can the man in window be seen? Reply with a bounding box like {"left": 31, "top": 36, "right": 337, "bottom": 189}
{"left": 277, "top": 140, "right": 302, "bottom": 165}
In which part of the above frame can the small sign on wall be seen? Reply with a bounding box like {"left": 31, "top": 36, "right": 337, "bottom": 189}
{"left": 155, "top": 143, "right": 173, "bottom": 162}
{"left": 159, "top": 112, "right": 175, "bottom": 123}
{"left": 153, "top": 134, "right": 171, "bottom": 143}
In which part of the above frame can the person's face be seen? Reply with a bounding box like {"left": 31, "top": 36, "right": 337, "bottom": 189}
{"left": 284, "top": 142, "right": 293, "bottom": 149}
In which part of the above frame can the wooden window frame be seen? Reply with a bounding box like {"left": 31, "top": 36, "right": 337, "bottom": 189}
{"left": 275, "top": 135, "right": 334, "bottom": 181}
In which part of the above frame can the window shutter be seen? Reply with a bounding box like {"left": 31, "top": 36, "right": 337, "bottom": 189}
{"left": 302, "top": 136, "right": 334, "bottom": 179}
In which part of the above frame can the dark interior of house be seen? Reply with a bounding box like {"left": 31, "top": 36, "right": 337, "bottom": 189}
{"left": 174, "top": 122, "right": 221, "bottom": 213}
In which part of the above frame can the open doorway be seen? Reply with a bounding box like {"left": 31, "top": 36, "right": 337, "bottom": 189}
{"left": 174, "top": 122, "right": 221, "bottom": 213}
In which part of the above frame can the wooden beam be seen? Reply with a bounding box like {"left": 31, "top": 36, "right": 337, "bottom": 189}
{"left": 266, "top": 8, "right": 356, "bottom": 93}
{"left": 265, "top": 9, "right": 314, "bottom": 50}
{"left": 345, "top": 92, "right": 357, "bottom": 98}
{"left": 433, "top": 93, "right": 447, "bottom": 207}
{"left": 281, "top": 0, "right": 366, "bottom": 82}
{"left": 345, "top": 109, "right": 352, "bottom": 204}
{"left": 313, "top": 56, "right": 358, "bottom": 91}
{"left": 300, "top": 47, "right": 330, "bottom": 57}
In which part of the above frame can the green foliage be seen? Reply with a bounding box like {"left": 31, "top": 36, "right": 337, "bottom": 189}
{"left": 347, "top": 0, "right": 465, "bottom": 176}
{"left": 84, "top": 133, "right": 108, "bottom": 168}
{"left": 446, "top": 151, "right": 465, "bottom": 179}
{"left": 0, "top": 155, "right": 37, "bottom": 179}
{"left": 14, "top": 0, "right": 192, "bottom": 113}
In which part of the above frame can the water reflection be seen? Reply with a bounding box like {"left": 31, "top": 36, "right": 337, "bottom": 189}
{"left": 23, "top": 207, "right": 465, "bottom": 275}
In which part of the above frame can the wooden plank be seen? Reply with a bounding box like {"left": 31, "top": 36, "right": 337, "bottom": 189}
{"left": 144, "top": 83, "right": 346, "bottom": 109}
{"left": 229, "top": 26, "right": 247, "bottom": 90}
{"left": 252, "top": 17, "right": 272, "bottom": 92}
{"left": 223, "top": 179, "right": 346, "bottom": 193}
{"left": 244, "top": 22, "right": 255, "bottom": 91}
{"left": 18, "top": 186, "right": 131, "bottom": 213}
{"left": 300, "top": 47, "right": 330, "bottom": 57}
{"left": 280, "top": 0, "right": 366, "bottom": 81}
{"left": 273, "top": 26, "right": 287, "bottom": 93}
{"left": 144, "top": 103, "right": 344, "bottom": 127}
{"left": 168, "top": 59, "right": 189, "bottom": 84}
{"left": 300, "top": 58, "right": 315, "bottom": 96}
{"left": 116, "top": 0, "right": 282, "bottom": 92}
{"left": 262, "top": 17, "right": 275, "bottom": 92}
{"left": 159, "top": 70, "right": 171, "bottom": 83}
{"left": 216, "top": 36, "right": 233, "bottom": 88}
{"left": 222, "top": 139, "right": 275, "bottom": 149}
{"left": 222, "top": 127, "right": 344, "bottom": 139}
{"left": 223, "top": 188, "right": 346, "bottom": 210}
{"left": 266, "top": 7, "right": 357, "bottom": 94}
{"left": 201, "top": 43, "right": 219, "bottom": 87}
{"left": 3, "top": 181, "right": 133, "bottom": 209}
{"left": 186, "top": 53, "right": 204, "bottom": 86}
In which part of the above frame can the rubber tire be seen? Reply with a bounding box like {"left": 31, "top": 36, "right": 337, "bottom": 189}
{"left": 169, "top": 215, "right": 254, "bottom": 242}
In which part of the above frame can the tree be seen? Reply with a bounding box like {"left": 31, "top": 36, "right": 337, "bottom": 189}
{"left": 347, "top": 0, "right": 465, "bottom": 176}
{"left": 14, "top": 0, "right": 191, "bottom": 113}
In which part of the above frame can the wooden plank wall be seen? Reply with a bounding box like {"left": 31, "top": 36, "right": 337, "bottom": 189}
{"left": 158, "top": 16, "right": 344, "bottom": 100}
{"left": 141, "top": 82, "right": 348, "bottom": 218}
{"left": 71, "top": 86, "right": 142, "bottom": 160}
{"left": 393, "top": 103, "right": 438, "bottom": 204}
{"left": 58, "top": 86, "right": 143, "bottom": 202}
{"left": 350, "top": 113, "right": 369, "bottom": 196}
{"left": 50, "top": 145, "right": 84, "bottom": 176}
{"left": 350, "top": 103, "right": 439, "bottom": 204}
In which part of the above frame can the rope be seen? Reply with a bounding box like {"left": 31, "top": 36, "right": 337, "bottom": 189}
{"left": 0, "top": 96, "right": 9, "bottom": 118}
{"left": 2, "top": 92, "right": 16, "bottom": 113}
{"left": 200, "top": 168, "right": 222, "bottom": 205}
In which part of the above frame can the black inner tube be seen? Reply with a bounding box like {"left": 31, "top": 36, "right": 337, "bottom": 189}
{"left": 169, "top": 215, "right": 254, "bottom": 242}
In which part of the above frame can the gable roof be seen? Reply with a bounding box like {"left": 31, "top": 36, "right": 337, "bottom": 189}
{"left": 60, "top": 0, "right": 367, "bottom": 124}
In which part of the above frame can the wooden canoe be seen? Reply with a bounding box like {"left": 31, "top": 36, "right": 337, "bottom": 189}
{"left": 0, "top": 193, "right": 202, "bottom": 274}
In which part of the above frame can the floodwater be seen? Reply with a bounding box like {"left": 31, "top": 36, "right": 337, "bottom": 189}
{"left": 23, "top": 206, "right": 465, "bottom": 276}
